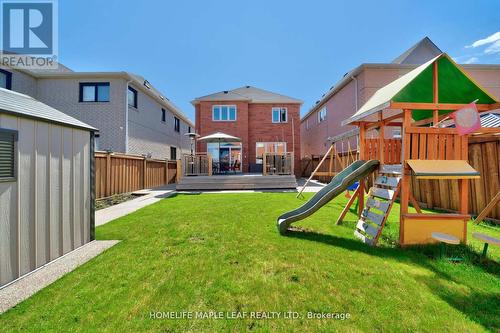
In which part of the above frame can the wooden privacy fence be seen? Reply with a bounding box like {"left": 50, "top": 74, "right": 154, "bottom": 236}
{"left": 411, "top": 135, "right": 500, "bottom": 220}
{"left": 95, "top": 151, "right": 179, "bottom": 199}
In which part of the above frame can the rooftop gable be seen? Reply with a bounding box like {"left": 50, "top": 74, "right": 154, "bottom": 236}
{"left": 192, "top": 86, "right": 302, "bottom": 104}
{"left": 343, "top": 53, "right": 498, "bottom": 125}
{"left": 392, "top": 37, "right": 442, "bottom": 65}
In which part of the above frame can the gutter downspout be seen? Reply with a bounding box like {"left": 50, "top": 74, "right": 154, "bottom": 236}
{"left": 125, "top": 79, "right": 132, "bottom": 153}
{"left": 350, "top": 75, "right": 358, "bottom": 111}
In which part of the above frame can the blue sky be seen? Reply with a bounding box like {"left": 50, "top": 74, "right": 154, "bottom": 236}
{"left": 59, "top": 0, "right": 500, "bottom": 121}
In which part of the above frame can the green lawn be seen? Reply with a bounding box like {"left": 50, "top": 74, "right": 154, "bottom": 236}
{"left": 1, "top": 193, "right": 499, "bottom": 332}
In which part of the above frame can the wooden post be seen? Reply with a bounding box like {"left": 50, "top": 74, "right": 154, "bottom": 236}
{"left": 106, "top": 152, "right": 112, "bottom": 197}
{"left": 400, "top": 109, "right": 412, "bottom": 245}
{"left": 142, "top": 157, "right": 147, "bottom": 189}
{"left": 263, "top": 153, "right": 267, "bottom": 176}
{"left": 432, "top": 61, "right": 439, "bottom": 126}
{"left": 358, "top": 179, "right": 365, "bottom": 218}
{"left": 359, "top": 123, "right": 366, "bottom": 160}
{"left": 297, "top": 144, "right": 334, "bottom": 198}
{"left": 378, "top": 112, "right": 385, "bottom": 164}
{"left": 176, "top": 159, "right": 182, "bottom": 183}
{"left": 336, "top": 186, "right": 360, "bottom": 225}
{"left": 328, "top": 144, "right": 334, "bottom": 176}
{"left": 165, "top": 159, "right": 169, "bottom": 185}
{"left": 208, "top": 154, "right": 213, "bottom": 176}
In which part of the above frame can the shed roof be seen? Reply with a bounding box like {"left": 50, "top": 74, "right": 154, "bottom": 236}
{"left": 192, "top": 86, "right": 302, "bottom": 104}
{"left": 342, "top": 54, "right": 498, "bottom": 125}
{"left": 0, "top": 88, "right": 96, "bottom": 131}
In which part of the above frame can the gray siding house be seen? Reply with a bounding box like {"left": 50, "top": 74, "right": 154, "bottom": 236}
{"left": 0, "top": 65, "right": 193, "bottom": 160}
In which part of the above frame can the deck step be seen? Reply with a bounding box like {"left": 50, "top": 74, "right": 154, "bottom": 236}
{"left": 176, "top": 175, "right": 297, "bottom": 191}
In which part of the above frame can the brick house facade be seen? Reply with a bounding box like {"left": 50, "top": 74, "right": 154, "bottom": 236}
{"left": 193, "top": 86, "right": 302, "bottom": 175}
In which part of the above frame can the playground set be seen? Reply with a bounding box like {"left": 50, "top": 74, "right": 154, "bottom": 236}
{"left": 278, "top": 53, "right": 500, "bottom": 249}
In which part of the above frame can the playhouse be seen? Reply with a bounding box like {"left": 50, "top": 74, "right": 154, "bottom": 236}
{"left": 341, "top": 53, "right": 499, "bottom": 246}
{"left": 281, "top": 53, "right": 499, "bottom": 247}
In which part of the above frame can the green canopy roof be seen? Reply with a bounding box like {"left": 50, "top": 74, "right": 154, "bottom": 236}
{"left": 343, "top": 53, "right": 498, "bottom": 125}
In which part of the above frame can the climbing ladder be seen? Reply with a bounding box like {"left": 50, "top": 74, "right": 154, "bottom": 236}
{"left": 354, "top": 164, "right": 402, "bottom": 246}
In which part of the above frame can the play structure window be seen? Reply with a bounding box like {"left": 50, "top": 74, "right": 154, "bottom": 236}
{"left": 318, "top": 107, "right": 327, "bottom": 123}
{"left": 256, "top": 142, "right": 286, "bottom": 164}
{"left": 272, "top": 107, "right": 288, "bottom": 123}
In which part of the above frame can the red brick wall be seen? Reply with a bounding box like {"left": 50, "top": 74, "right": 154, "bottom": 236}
{"left": 248, "top": 103, "right": 301, "bottom": 175}
{"left": 195, "top": 101, "right": 301, "bottom": 175}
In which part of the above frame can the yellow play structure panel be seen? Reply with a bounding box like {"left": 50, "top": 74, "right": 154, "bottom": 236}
{"left": 407, "top": 160, "right": 480, "bottom": 179}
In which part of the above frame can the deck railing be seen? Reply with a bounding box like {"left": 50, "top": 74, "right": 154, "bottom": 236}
{"left": 182, "top": 153, "right": 212, "bottom": 176}
{"left": 263, "top": 152, "right": 293, "bottom": 175}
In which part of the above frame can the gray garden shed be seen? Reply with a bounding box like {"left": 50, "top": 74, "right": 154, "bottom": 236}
{"left": 0, "top": 88, "right": 97, "bottom": 288}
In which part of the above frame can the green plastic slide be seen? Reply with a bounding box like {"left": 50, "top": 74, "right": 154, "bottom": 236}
{"left": 277, "top": 160, "right": 380, "bottom": 234}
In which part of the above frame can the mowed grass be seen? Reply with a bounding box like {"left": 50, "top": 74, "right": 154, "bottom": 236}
{"left": 1, "top": 192, "right": 499, "bottom": 332}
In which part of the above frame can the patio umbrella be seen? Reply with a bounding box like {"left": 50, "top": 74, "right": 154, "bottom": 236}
{"left": 198, "top": 132, "right": 241, "bottom": 168}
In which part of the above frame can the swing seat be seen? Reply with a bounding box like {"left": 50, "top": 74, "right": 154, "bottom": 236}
{"left": 347, "top": 181, "right": 359, "bottom": 191}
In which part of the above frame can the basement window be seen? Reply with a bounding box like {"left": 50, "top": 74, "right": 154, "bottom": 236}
{"left": 0, "top": 128, "right": 17, "bottom": 181}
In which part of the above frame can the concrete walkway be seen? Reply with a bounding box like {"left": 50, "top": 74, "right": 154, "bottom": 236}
{"left": 0, "top": 240, "right": 119, "bottom": 314}
{"left": 96, "top": 184, "right": 176, "bottom": 226}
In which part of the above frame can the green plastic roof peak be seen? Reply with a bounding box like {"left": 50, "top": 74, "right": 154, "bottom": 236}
{"left": 343, "top": 53, "right": 498, "bottom": 125}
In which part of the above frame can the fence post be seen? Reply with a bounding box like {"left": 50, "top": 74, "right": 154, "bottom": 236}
{"left": 176, "top": 159, "right": 182, "bottom": 183}
{"left": 208, "top": 155, "right": 213, "bottom": 176}
{"left": 106, "top": 152, "right": 112, "bottom": 197}
{"left": 142, "top": 157, "right": 147, "bottom": 189}
{"left": 165, "top": 159, "right": 169, "bottom": 185}
{"left": 263, "top": 153, "right": 267, "bottom": 176}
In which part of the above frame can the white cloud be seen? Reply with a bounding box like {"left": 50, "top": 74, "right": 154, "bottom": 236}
{"left": 484, "top": 40, "right": 500, "bottom": 54}
{"left": 467, "top": 31, "right": 500, "bottom": 48}
{"left": 463, "top": 57, "right": 479, "bottom": 64}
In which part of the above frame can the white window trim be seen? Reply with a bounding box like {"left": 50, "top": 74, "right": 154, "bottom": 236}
{"left": 272, "top": 107, "right": 288, "bottom": 123}
{"left": 318, "top": 107, "right": 327, "bottom": 123}
{"left": 212, "top": 105, "right": 237, "bottom": 122}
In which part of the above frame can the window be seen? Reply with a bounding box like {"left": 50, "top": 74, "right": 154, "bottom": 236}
{"left": 170, "top": 146, "right": 177, "bottom": 160}
{"left": 305, "top": 118, "right": 310, "bottom": 130}
{"left": 213, "top": 105, "right": 237, "bottom": 121}
{"left": 0, "top": 128, "right": 17, "bottom": 181}
{"left": 272, "top": 107, "right": 288, "bottom": 123}
{"left": 161, "top": 108, "right": 166, "bottom": 122}
{"left": 79, "top": 82, "right": 110, "bottom": 102}
{"left": 174, "top": 117, "right": 180, "bottom": 132}
{"left": 318, "top": 107, "right": 327, "bottom": 123}
{"left": 255, "top": 142, "right": 286, "bottom": 164}
{"left": 188, "top": 126, "right": 191, "bottom": 133}
{"left": 128, "top": 86, "right": 138, "bottom": 108}
{"left": 393, "top": 129, "right": 402, "bottom": 138}
{"left": 0, "top": 69, "right": 12, "bottom": 90}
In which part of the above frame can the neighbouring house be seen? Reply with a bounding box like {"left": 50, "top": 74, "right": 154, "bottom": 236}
{"left": 193, "top": 86, "right": 302, "bottom": 175}
{"left": 301, "top": 37, "right": 500, "bottom": 157}
{"left": 0, "top": 64, "right": 193, "bottom": 160}
{"left": 0, "top": 87, "right": 96, "bottom": 288}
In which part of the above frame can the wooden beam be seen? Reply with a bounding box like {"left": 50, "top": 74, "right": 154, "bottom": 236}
{"left": 390, "top": 102, "right": 491, "bottom": 111}
{"left": 359, "top": 123, "right": 366, "bottom": 160}
{"left": 336, "top": 186, "right": 360, "bottom": 225}
{"left": 378, "top": 112, "right": 385, "bottom": 164}
{"left": 358, "top": 180, "right": 365, "bottom": 218}
{"left": 489, "top": 102, "right": 500, "bottom": 110}
{"left": 474, "top": 191, "right": 500, "bottom": 224}
{"left": 296, "top": 144, "right": 334, "bottom": 198}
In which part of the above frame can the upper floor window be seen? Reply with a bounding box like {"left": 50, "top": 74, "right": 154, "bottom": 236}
{"left": 161, "top": 108, "right": 166, "bottom": 122}
{"left": 174, "top": 117, "right": 180, "bottom": 132}
{"left": 213, "top": 105, "right": 236, "bottom": 121}
{"left": 318, "top": 107, "right": 327, "bottom": 123}
{"left": 79, "top": 82, "right": 110, "bottom": 102}
{"left": 0, "top": 69, "right": 12, "bottom": 90}
{"left": 128, "top": 86, "right": 138, "bottom": 108}
{"left": 0, "top": 128, "right": 17, "bottom": 181}
{"left": 272, "top": 107, "right": 287, "bottom": 123}
{"left": 188, "top": 126, "right": 191, "bottom": 133}
{"left": 170, "top": 146, "right": 177, "bottom": 160}
{"left": 305, "top": 118, "right": 310, "bottom": 130}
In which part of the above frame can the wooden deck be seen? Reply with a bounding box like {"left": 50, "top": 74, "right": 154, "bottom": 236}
{"left": 176, "top": 174, "right": 298, "bottom": 191}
